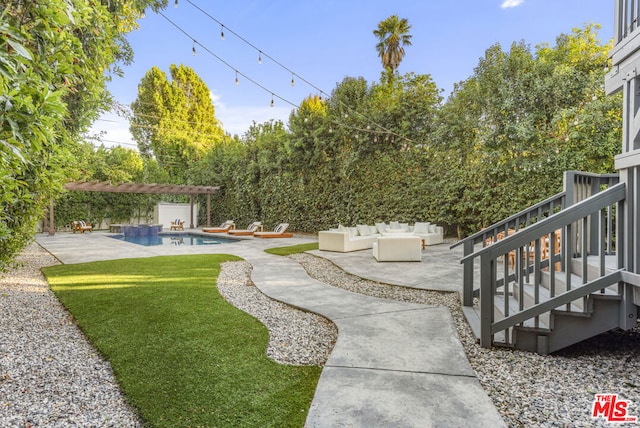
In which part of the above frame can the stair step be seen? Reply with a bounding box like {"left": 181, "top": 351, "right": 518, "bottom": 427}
{"left": 461, "top": 305, "right": 507, "bottom": 344}
{"left": 513, "top": 295, "right": 622, "bottom": 354}
{"left": 494, "top": 294, "right": 551, "bottom": 330}
{"left": 513, "top": 282, "right": 587, "bottom": 313}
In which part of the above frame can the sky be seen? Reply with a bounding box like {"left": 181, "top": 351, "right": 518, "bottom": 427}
{"left": 91, "top": 0, "right": 613, "bottom": 149}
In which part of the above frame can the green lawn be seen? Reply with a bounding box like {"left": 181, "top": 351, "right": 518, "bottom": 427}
{"left": 265, "top": 242, "right": 319, "bottom": 256}
{"left": 42, "top": 255, "right": 321, "bottom": 427}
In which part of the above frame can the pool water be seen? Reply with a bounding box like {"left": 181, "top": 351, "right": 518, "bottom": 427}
{"left": 111, "top": 233, "right": 238, "bottom": 247}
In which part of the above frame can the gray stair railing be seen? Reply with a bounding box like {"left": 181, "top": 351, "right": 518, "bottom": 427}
{"left": 452, "top": 171, "right": 620, "bottom": 309}
{"left": 463, "top": 183, "right": 626, "bottom": 348}
{"left": 451, "top": 192, "right": 566, "bottom": 307}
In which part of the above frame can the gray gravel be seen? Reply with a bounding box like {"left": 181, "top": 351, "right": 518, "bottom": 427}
{"left": 216, "top": 260, "right": 337, "bottom": 366}
{"left": 0, "top": 243, "right": 142, "bottom": 427}
{"left": 3, "top": 243, "right": 639, "bottom": 427}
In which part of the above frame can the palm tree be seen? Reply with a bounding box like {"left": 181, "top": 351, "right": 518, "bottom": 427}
{"left": 374, "top": 15, "right": 413, "bottom": 72}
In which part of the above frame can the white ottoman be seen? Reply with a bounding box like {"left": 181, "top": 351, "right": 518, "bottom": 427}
{"left": 372, "top": 235, "right": 422, "bottom": 262}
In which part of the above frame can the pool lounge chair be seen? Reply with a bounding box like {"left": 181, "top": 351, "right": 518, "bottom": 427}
{"left": 72, "top": 220, "right": 92, "bottom": 233}
{"left": 202, "top": 220, "right": 235, "bottom": 233}
{"left": 170, "top": 219, "right": 185, "bottom": 231}
{"left": 227, "top": 222, "right": 262, "bottom": 236}
{"left": 254, "top": 223, "right": 293, "bottom": 238}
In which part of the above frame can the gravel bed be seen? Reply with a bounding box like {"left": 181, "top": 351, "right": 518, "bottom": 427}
{"left": 216, "top": 260, "right": 337, "bottom": 366}
{"left": 0, "top": 243, "right": 142, "bottom": 427}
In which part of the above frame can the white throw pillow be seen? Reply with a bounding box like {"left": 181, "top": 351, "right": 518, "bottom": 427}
{"left": 349, "top": 227, "right": 358, "bottom": 237}
{"left": 368, "top": 225, "right": 378, "bottom": 235}
{"left": 375, "top": 223, "right": 387, "bottom": 234}
{"left": 338, "top": 224, "right": 347, "bottom": 233}
{"left": 357, "top": 225, "right": 371, "bottom": 236}
{"left": 399, "top": 223, "right": 409, "bottom": 231}
{"left": 428, "top": 224, "right": 437, "bottom": 233}
{"left": 390, "top": 221, "right": 400, "bottom": 229}
{"left": 414, "top": 222, "right": 429, "bottom": 234}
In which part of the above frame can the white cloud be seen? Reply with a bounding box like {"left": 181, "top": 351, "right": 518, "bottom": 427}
{"left": 215, "top": 104, "right": 293, "bottom": 137}
{"left": 88, "top": 111, "right": 137, "bottom": 149}
{"left": 501, "top": 0, "right": 524, "bottom": 8}
{"left": 89, "top": 92, "right": 294, "bottom": 147}
{"left": 211, "top": 91, "right": 293, "bottom": 137}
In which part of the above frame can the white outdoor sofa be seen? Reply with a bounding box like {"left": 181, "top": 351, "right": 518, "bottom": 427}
{"left": 318, "top": 221, "right": 444, "bottom": 253}
{"left": 318, "top": 225, "right": 380, "bottom": 252}
{"left": 411, "top": 222, "right": 444, "bottom": 246}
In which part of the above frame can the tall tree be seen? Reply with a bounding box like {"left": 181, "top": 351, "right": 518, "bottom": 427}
{"left": 130, "top": 64, "right": 224, "bottom": 182}
{"left": 436, "top": 24, "right": 619, "bottom": 234}
{"left": 373, "top": 15, "right": 413, "bottom": 72}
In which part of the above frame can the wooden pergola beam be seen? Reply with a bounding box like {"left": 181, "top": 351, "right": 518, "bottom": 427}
{"left": 63, "top": 181, "right": 219, "bottom": 195}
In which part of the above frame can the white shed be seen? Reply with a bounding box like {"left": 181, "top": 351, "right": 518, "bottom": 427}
{"left": 154, "top": 202, "right": 198, "bottom": 229}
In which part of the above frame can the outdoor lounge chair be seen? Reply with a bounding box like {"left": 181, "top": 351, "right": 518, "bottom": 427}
{"left": 253, "top": 223, "right": 293, "bottom": 238}
{"left": 227, "top": 222, "right": 262, "bottom": 236}
{"left": 72, "top": 220, "right": 92, "bottom": 233}
{"left": 202, "top": 220, "right": 235, "bottom": 233}
{"left": 170, "top": 219, "right": 185, "bottom": 231}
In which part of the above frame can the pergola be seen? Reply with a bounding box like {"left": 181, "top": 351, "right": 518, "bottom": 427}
{"left": 45, "top": 181, "right": 220, "bottom": 235}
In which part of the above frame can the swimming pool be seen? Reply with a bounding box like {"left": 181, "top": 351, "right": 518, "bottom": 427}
{"left": 111, "top": 233, "right": 238, "bottom": 247}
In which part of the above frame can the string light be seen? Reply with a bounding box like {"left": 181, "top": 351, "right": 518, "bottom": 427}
{"left": 174, "top": 0, "right": 178, "bottom": 8}
{"left": 220, "top": 25, "right": 225, "bottom": 40}
{"left": 192, "top": 40, "right": 196, "bottom": 56}
{"left": 235, "top": 71, "right": 239, "bottom": 86}
{"left": 160, "top": 7, "right": 414, "bottom": 145}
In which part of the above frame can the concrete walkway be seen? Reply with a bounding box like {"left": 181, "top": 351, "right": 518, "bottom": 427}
{"left": 35, "top": 231, "right": 505, "bottom": 427}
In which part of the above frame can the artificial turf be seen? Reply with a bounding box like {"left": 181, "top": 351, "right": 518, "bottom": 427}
{"left": 42, "top": 254, "right": 321, "bottom": 427}
{"left": 264, "top": 242, "right": 319, "bottom": 256}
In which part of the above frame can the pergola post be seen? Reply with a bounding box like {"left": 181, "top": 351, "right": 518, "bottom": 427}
{"left": 189, "top": 195, "right": 195, "bottom": 229}
{"left": 206, "top": 194, "right": 211, "bottom": 227}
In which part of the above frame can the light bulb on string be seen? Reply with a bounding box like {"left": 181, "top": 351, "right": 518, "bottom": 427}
{"left": 291, "top": 73, "right": 295, "bottom": 87}
{"left": 220, "top": 25, "right": 225, "bottom": 40}
{"left": 174, "top": 0, "right": 178, "bottom": 8}
{"left": 235, "top": 71, "right": 239, "bottom": 86}
{"left": 192, "top": 40, "right": 197, "bottom": 56}
{"left": 258, "top": 51, "right": 262, "bottom": 64}
{"left": 270, "top": 94, "right": 274, "bottom": 108}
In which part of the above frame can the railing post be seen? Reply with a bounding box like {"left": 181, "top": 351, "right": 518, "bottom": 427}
{"left": 563, "top": 171, "right": 576, "bottom": 208}
{"left": 462, "top": 239, "right": 475, "bottom": 306}
{"left": 480, "top": 254, "right": 495, "bottom": 348}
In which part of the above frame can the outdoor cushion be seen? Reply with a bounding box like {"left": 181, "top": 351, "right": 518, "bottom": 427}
{"left": 357, "top": 225, "right": 371, "bottom": 236}
{"left": 375, "top": 223, "right": 387, "bottom": 234}
{"left": 414, "top": 222, "right": 430, "bottom": 234}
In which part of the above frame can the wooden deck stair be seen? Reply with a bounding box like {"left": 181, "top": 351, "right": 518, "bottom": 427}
{"left": 462, "top": 255, "right": 624, "bottom": 354}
